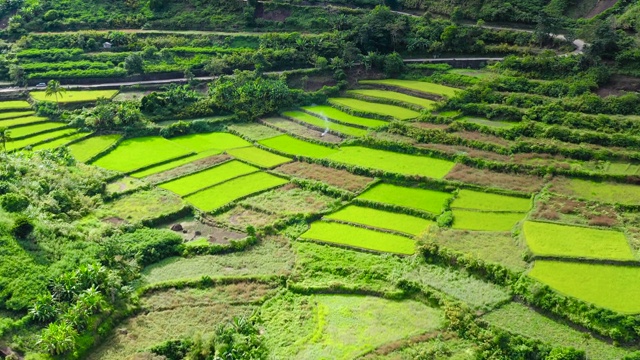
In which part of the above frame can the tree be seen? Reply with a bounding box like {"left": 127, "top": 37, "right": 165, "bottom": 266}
{"left": 8, "top": 65, "right": 25, "bottom": 86}
{"left": 0, "top": 126, "right": 11, "bottom": 152}
{"left": 124, "top": 53, "right": 145, "bottom": 75}
{"left": 45, "top": 80, "right": 66, "bottom": 108}
{"left": 383, "top": 52, "right": 405, "bottom": 77}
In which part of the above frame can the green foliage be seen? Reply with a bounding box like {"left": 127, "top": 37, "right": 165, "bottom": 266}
{"left": 141, "top": 84, "right": 202, "bottom": 118}
{"left": 11, "top": 215, "right": 33, "bottom": 239}
{"left": 114, "top": 228, "right": 183, "bottom": 267}
{"left": 1, "top": 193, "right": 29, "bottom": 212}
{"left": 436, "top": 210, "right": 453, "bottom": 227}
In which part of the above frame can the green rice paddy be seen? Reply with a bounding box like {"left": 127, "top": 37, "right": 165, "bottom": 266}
{"left": 0, "top": 100, "right": 31, "bottom": 110}
{"left": 31, "top": 132, "right": 88, "bottom": 151}
{"left": 452, "top": 210, "right": 524, "bottom": 231}
{"left": 325, "top": 146, "right": 455, "bottom": 178}
{"left": 184, "top": 172, "right": 288, "bottom": 211}
{"left": 9, "top": 122, "right": 65, "bottom": 138}
{"left": 67, "top": 134, "right": 122, "bottom": 162}
{"left": 325, "top": 205, "right": 433, "bottom": 235}
{"left": 529, "top": 261, "right": 640, "bottom": 314}
{"left": 452, "top": 189, "right": 531, "bottom": 212}
{"left": 0, "top": 116, "right": 47, "bottom": 128}
{"left": 29, "top": 89, "right": 119, "bottom": 103}
{"left": 301, "top": 221, "right": 416, "bottom": 254}
{"left": 259, "top": 134, "right": 338, "bottom": 158}
{"left": 360, "top": 79, "right": 460, "bottom": 97}
{"left": 357, "top": 183, "right": 453, "bottom": 214}
{"left": 160, "top": 160, "right": 259, "bottom": 196}
{"left": 302, "top": 105, "right": 388, "bottom": 128}
{"left": 130, "top": 149, "right": 222, "bottom": 178}
{"left": 169, "top": 132, "right": 250, "bottom": 153}
{"left": 523, "top": 221, "right": 634, "bottom": 261}
{"left": 282, "top": 110, "right": 368, "bottom": 137}
{"left": 7, "top": 129, "right": 77, "bottom": 151}
{"left": 348, "top": 89, "right": 436, "bottom": 108}
{"left": 226, "top": 146, "right": 291, "bottom": 168}
{"left": 558, "top": 178, "right": 640, "bottom": 206}
{"left": 93, "top": 136, "right": 193, "bottom": 173}
{"left": 0, "top": 111, "right": 35, "bottom": 119}
{"left": 329, "top": 97, "right": 421, "bottom": 120}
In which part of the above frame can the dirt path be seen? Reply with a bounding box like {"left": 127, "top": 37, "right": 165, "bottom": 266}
{"left": 585, "top": 0, "right": 618, "bottom": 18}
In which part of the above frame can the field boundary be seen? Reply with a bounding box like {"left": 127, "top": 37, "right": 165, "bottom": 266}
{"left": 530, "top": 255, "right": 640, "bottom": 267}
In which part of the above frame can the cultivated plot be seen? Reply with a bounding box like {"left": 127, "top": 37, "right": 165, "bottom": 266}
{"left": 7, "top": 129, "right": 77, "bottom": 151}
{"left": 30, "top": 89, "right": 119, "bottom": 103}
{"left": 273, "top": 162, "right": 375, "bottom": 193}
{"left": 0, "top": 100, "right": 31, "bottom": 110}
{"left": 357, "top": 183, "right": 452, "bottom": 214}
{"left": 528, "top": 260, "right": 640, "bottom": 314}
{"left": 326, "top": 146, "right": 455, "bottom": 179}
{"left": 325, "top": 205, "right": 433, "bottom": 235}
{"left": 227, "top": 122, "right": 283, "bottom": 140}
{"left": 31, "top": 132, "right": 88, "bottom": 151}
{"left": 259, "top": 134, "right": 338, "bottom": 158}
{"left": 282, "top": 110, "right": 368, "bottom": 137}
{"left": 451, "top": 189, "right": 531, "bottom": 212}
{"left": 360, "top": 79, "right": 460, "bottom": 97}
{"left": 262, "top": 117, "right": 343, "bottom": 144}
{"left": 483, "top": 302, "right": 631, "bottom": 359}
{"left": 97, "top": 188, "right": 185, "bottom": 224}
{"left": 240, "top": 187, "right": 340, "bottom": 216}
{"left": 9, "top": 122, "right": 65, "bottom": 138}
{"left": 329, "top": 97, "right": 421, "bottom": 120}
{"left": 551, "top": 177, "right": 640, "bottom": 206}
{"left": 169, "top": 131, "right": 250, "bottom": 153}
{"left": 348, "top": 89, "right": 436, "bottom": 108}
{"left": 302, "top": 105, "right": 388, "bottom": 128}
{"left": 0, "top": 111, "right": 34, "bottom": 120}
{"left": 130, "top": 149, "right": 222, "bottom": 178}
{"left": 67, "top": 134, "right": 122, "bottom": 162}
{"left": 226, "top": 146, "right": 291, "bottom": 168}
{"left": 523, "top": 221, "right": 634, "bottom": 261}
{"left": 93, "top": 136, "right": 193, "bottom": 173}
{"left": 301, "top": 221, "right": 416, "bottom": 254}
{"left": 160, "top": 160, "right": 259, "bottom": 196}
{"left": 0, "top": 116, "right": 46, "bottom": 128}
{"left": 452, "top": 210, "right": 524, "bottom": 231}
{"left": 184, "top": 172, "right": 288, "bottom": 212}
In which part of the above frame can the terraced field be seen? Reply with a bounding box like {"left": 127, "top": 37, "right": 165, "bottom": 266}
{"left": 325, "top": 205, "right": 433, "bottom": 235}
{"left": 282, "top": 110, "right": 368, "bottom": 137}
{"left": 359, "top": 79, "right": 460, "bottom": 97}
{"left": 30, "top": 89, "right": 119, "bottom": 103}
{"left": 159, "top": 160, "right": 258, "bottom": 196}
{"left": 67, "top": 134, "right": 122, "bottom": 162}
{"left": 357, "top": 183, "right": 453, "bottom": 214}
{"left": 302, "top": 105, "right": 388, "bottom": 128}
{"left": 347, "top": 89, "right": 436, "bottom": 108}
{"left": 329, "top": 97, "right": 421, "bottom": 120}
{"left": 92, "top": 136, "right": 193, "bottom": 173}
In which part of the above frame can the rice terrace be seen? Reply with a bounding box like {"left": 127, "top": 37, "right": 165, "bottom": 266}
{"left": 1, "top": 0, "right": 640, "bottom": 359}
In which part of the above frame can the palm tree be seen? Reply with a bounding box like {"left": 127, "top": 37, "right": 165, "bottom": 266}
{"left": 45, "top": 80, "right": 66, "bottom": 108}
{"left": 0, "top": 127, "right": 11, "bottom": 152}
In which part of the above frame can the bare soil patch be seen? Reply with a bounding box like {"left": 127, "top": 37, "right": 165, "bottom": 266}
{"left": 585, "top": 0, "right": 618, "bottom": 18}
{"left": 213, "top": 205, "right": 284, "bottom": 230}
{"left": 164, "top": 217, "right": 246, "bottom": 245}
{"left": 445, "top": 164, "right": 547, "bottom": 193}
{"left": 418, "top": 143, "right": 511, "bottom": 162}
{"left": 532, "top": 194, "right": 620, "bottom": 227}
{"left": 273, "top": 161, "right": 375, "bottom": 192}
{"left": 455, "top": 131, "right": 514, "bottom": 147}
{"left": 145, "top": 154, "right": 232, "bottom": 184}
{"left": 410, "top": 122, "right": 450, "bottom": 130}
{"left": 597, "top": 74, "right": 640, "bottom": 97}
{"left": 103, "top": 216, "right": 126, "bottom": 226}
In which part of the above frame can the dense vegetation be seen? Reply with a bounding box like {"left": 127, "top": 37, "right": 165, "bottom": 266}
{"left": 1, "top": 0, "right": 640, "bottom": 359}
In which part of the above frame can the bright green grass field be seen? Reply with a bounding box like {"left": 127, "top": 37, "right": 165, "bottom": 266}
{"left": 565, "top": 178, "right": 640, "bottom": 206}
{"left": 0, "top": 116, "right": 47, "bottom": 128}
{"left": 93, "top": 136, "right": 193, "bottom": 173}
{"left": 259, "top": 134, "right": 338, "bottom": 158}
{"left": 7, "top": 129, "right": 76, "bottom": 151}
{"left": 30, "top": 90, "right": 119, "bottom": 103}
{"left": 329, "top": 97, "right": 420, "bottom": 121}
{"left": 32, "top": 132, "right": 88, "bottom": 151}
{"left": 360, "top": 79, "right": 460, "bottom": 98}
{"left": 282, "top": 110, "right": 368, "bottom": 137}
{"left": 452, "top": 189, "right": 531, "bottom": 212}
{"left": 169, "top": 132, "right": 250, "bottom": 153}
{"left": 529, "top": 261, "right": 640, "bottom": 314}
{"left": 523, "top": 221, "right": 634, "bottom": 261}
{"left": 302, "top": 221, "right": 416, "bottom": 254}
{"left": 326, "top": 146, "right": 455, "bottom": 179}
{"left": 226, "top": 146, "right": 291, "bottom": 168}
{"left": 0, "top": 100, "right": 31, "bottom": 110}
{"left": 9, "top": 122, "right": 64, "bottom": 138}
{"left": 0, "top": 111, "right": 35, "bottom": 120}
{"left": 348, "top": 89, "right": 436, "bottom": 109}
{"left": 483, "top": 302, "right": 630, "bottom": 359}
{"left": 302, "top": 105, "right": 388, "bottom": 128}
{"left": 358, "top": 183, "right": 452, "bottom": 214}
{"left": 262, "top": 293, "right": 443, "bottom": 359}
{"left": 185, "top": 172, "right": 288, "bottom": 212}
{"left": 160, "top": 160, "right": 258, "bottom": 196}
{"left": 452, "top": 210, "right": 524, "bottom": 231}
{"left": 325, "top": 205, "right": 433, "bottom": 235}
{"left": 68, "top": 134, "right": 122, "bottom": 162}
{"left": 130, "top": 149, "right": 222, "bottom": 178}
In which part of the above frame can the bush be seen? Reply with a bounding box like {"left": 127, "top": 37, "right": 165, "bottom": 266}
{"left": 11, "top": 215, "right": 34, "bottom": 239}
{"left": 436, "top": 210, "right": 453, "bottom": 227}
{"left": 1, "top": 193, "right": 30, "bottom": 212}
{"left": 116, "top": 228, "right": 183, "bottom": 266}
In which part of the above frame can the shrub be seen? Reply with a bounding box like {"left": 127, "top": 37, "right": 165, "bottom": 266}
{"left": 436, "top": 210, "right": 453, "bottom": 227}
{"left": 12, "top": 215, "right": 34, "bottom": 239}
{"left": 1, "top": 193, "right": 30, "bottom": 212}
{"left": 116, "top": 228, "right": 183, "bottom": 266}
